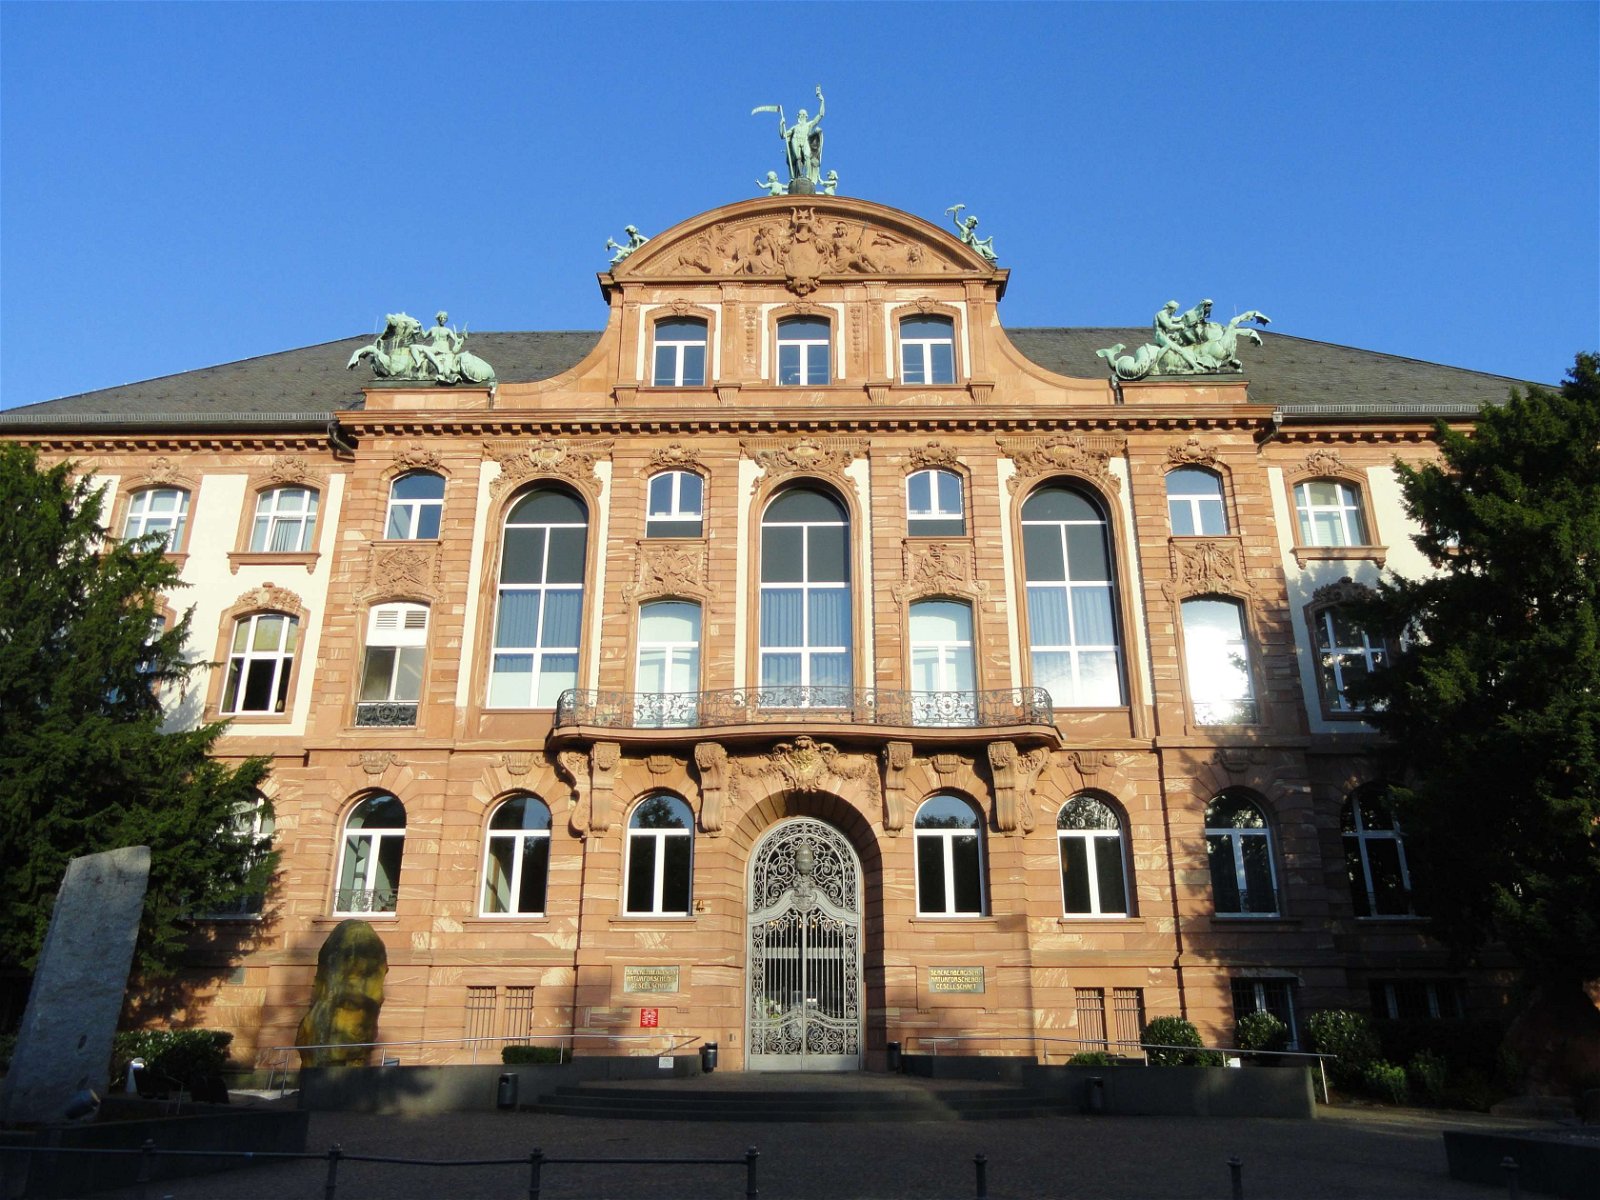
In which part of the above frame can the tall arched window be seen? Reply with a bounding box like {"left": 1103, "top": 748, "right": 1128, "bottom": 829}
{"left": 776, "top": 315, "right": 831, "bottom": 385}
{"left": 759, "top": 488, "right": 851, "bottom": 704}
{"left": 906, "top": 468, "right": 965, "bottom": 536}
{"left": 385, "top": 471, "right": 445, "bottom": 540}
{"left": 652, "top": 317, "right": 708, "bottom": 386}
{"left": 1021, "top": 485, "right": 1123, "bottom": 707}
{"left": 1181, "top": 597, "right": 1257, "bottom": 724}
{"left": 1058, "top": 795, "right": 1130, "bottom": 916}
{"left": 123, "top": 487, "right": 191, "bottom": 551}
{"left": 481, "top": 795, "right": 552, "bottom": 916}
{"left": 914, "top": 795, "right": 985, "bottom": 916}
{"left": 625, "top": 795, "right": 694, "bottom": 916}
{"left": 1205, "top": 793, "right": 1278, "bottom": 916}
{"left": 1342, "top": 788, "right": 1412, "bottom": 917}
{"left": 635, "top": 600, "right": 702, "bottom": 727}
{"left": 909, "top": 599, "right": 975, "bottom": 726}
{"left": 335, "top": 794, "right": 406, "bottom": 914}
{"left": 489, "top": 488, "right": 587, "bottom": 708}
{"left": 1166, "top": 468, "right": 1227, "bottom": 536}
{"left": 899, "top": 314, "right": 956, "bottom": 384}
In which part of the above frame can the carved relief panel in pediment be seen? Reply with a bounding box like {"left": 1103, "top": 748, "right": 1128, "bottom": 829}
{"left": 622, "top": 541, "right": 710, "bottom": 603}
{"left": 1165, "top": 537, "right": 1252, "bottom": 601}
{"left": 360, "top": 541, "right": 442, "bottom": 602}
{"left": 894, "top": 541, "right": 988, "bottom": 603}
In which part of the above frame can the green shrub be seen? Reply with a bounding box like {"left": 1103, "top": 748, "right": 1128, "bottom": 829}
{"left": 1373, "top": 1017, "right": 1504, "bottom": 1084}
{"left": 501, "top": 1044, "right": 565, "bottom": 1065}
{"left": 1305, "top": 1010, "right": 1380, "bottom": 1090}
{"left": 0, "top": 1032, "right": 15, "bottom": 1072}
{"left": 1236, "top": 1011, "right": 1290, "bottom": 1055}
{"left": 1067, "top": 1050, "right": 1115, "bottom": 1067}
{"left": 1141, "top": 1016, "right": 1224, "bottom": 1067}
{"left": 1407, "top": 1050, "right": 1448, "bottom": 1104}
{"left": 112, "top": 1029, "right": 233, "bottom": 1091}
{"left": 1362, "top": 1059, "right": 1409, "bottom": 1104}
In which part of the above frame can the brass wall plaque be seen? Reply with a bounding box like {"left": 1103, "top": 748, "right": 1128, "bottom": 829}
{"left": 927, "top": 966, "right": 985, "bottom": 994}
{"left": 623, "top": 965, "right": 681, "bottom": 994}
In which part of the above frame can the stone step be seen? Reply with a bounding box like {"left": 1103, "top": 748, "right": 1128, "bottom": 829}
{"left": 527, "top": 1082, "right": 1078, "bottom": 1122}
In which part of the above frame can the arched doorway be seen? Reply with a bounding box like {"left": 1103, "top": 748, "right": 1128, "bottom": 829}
{"left": 746, "top": 817, "right": 862, "bottom": 1071}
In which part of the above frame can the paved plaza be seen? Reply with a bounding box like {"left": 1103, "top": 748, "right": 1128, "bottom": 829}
{"left": 86, "top": 1098, "right": 1548, "bottom": 1200}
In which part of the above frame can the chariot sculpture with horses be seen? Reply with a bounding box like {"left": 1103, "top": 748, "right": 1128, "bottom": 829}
{"left": 348, "top": 311, "right": 496, "bottom": 386}
{"left": 1097, "top": 300, "right": 1271, "bottom": 381}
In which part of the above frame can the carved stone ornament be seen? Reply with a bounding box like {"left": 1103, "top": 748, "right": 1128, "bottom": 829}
{"left": 1000, "top": 434, "right": 1124, "bottom": 494}
{"left": 554, "top": 750, "right": 591, "bottom": 835}
{"left": 881, "top": 741, "right": 914, "bottom": 835}
{"left": 622, "top": 543, "right": 709, "bottom": 603}
{"left": 987, "top": 742, "right": 1050, "bottom": 834}
{"left": 642, "top": 443, "right": 706, "bottom": 475}
{"left": 389, "top": 445, "right": 445, "bottom": 478}
{"left": 693, "top": 743, "right": 730, "bottom": 835}
{"left": 1069, "top": 749, "right": 1130, "bottom": 789}
{"left": 1298, "top": 448, "right": 1348, "bottom": 478}
{"left": 500, "top": 752, "right": 537, "bottom": 777}
{"left": 146, "top": 456, "right": 181, "bottom": 486}
{"left": 744, "top": 437, "right": 862, "bottom": 488}
{"left": 486, "top": 438, "right": 612, "bottom": 499}
{"left": 363, "top": 543, "right": 440, "bottom": 601}
{"left": 1312, "top": 576, "right": 1375, "bottom": 607}
{"left": 1210, "top": 747, "right": 1267, "bottom": 780}
{"left": 905, "top": 441, "right": 961, "bottom": 471}
{"left": 929, "top": 753, "right": 970, "bottom": 779}
{"left": 233, "top": 583, "right": 302, "bottom": 615}
{"left": 737, "top": 735, "right": 871, "bottom": 795}
{"left": 1165, "top": 435, "right": 1219, "bottom": 468}
{"left": 894, "top": 542, "right": 988, "bottom": 603}
{"left": 268, "top": 455, "right": 312, "bottom": 486}
{"left": 1168, "top": 538, "right": 1251, "bottom": 599}
{"left": 357, "top": 751, "right": 398, "bottom": 776}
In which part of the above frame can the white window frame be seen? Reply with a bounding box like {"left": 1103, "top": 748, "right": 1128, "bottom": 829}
{"left": 914, "top": 796, "right": 987, "bottom": 917}
{"left": 1206, "top": 797, "right": 1279, "bottom": 917}
{"left": 221, "top": 612, "right": 298, "bottom": 715}
{"left": 1057, "top": 797, "right": 1130, "bottom": 918}
{"left": 488, "top": 492, "right": 588, "bottom": 709}
{"left": 908, "top": 599, "right": 976, "bottom": 726}
{"left": 623, "top": 797, "right": 695, "bottom": 917}
{"left": 758, "top": 492, "right": 852, "bottom": 702}
{"left": 123, "top": 487, "right": 190, "bottom": 550}
{"left": 479, "top": 796, "right": 552, "bottom": 917}
{"left": 358, "top": 603, "right": 428, "bottom": 723}
{"left": 644, "top": 470, "right": 704, "bottom": 537}
{"left": 1021, "top": 490, "right": 1124, "bottom": 707}
{"left": 197, "top": 795, "right": 275, "bottom": 919}
{"left": 899, "top": 315, "right": 957, "bottom": 384}
{"left": 652, "top": 318, "right": 708, "bottom": 387}
{"left": 1166, "top": 468, "right": 1227, "bottom": 536}
{"left": 1344, "top": 792, "right": 1413, "bottom": 918}
{"left": 905, "top": 468, "right": 965, "bottom": 536}
{"left": 1372, "top": 979, "right": 1462, "bottom": 1021}
{"left": 334, "top": 796, "right": 406, "bottom": 916}
{"left": 775, "top": 317, "right": 831, "bottom": 386}
{"left": 1315, "top": 607, "right": 1389, "bottom": 713}
{"left": 249, "top": 486, "right": 319, "bottom": 552}
{"left": 635, "top": 600, "right": 702, "bottom": 728}
{"left": 1181, "top": 597, "right": 1258, "bottom": 725}
{"left": 384, "top": 472, "right": 445, "bottom": 541}
{"left": 1294, "top": 479, "right": 1369, "bottom": 547}
{"left": 1231, "top": 978, "right": 1300, "bottom": 1048}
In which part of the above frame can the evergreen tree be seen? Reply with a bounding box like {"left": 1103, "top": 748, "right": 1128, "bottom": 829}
{"left": 0, "top": 444, "right": 271, "bottom": 982}
{"left": 1359, "top": 353, "right": 1600, "bottom": 990}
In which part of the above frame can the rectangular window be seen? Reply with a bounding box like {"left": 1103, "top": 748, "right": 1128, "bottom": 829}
{"left": 250, "top": 486, "right": 319, "bottom": 553}
{"left": 1370, "top": 979, "right": 1464, "bottom": 1021}
{"left": 1075, "top": 988, "right": 1108, "bottom": 1049}
{"left": 1182, "top": 598, "right": 1257, "bottom": 725}
{"left": 357, "top": 604, "right": 427, "bottom": 726}
{"left": 503, "top": 986, "right": 538, "bottom": 1043}
{"left": 465, "top": 986, "right": 497, "bottom": 1044}
{"left": 1230, "top": 978, "right": 1299, "bottom": 1047}
{"left": 1111, "top": 988, "right": 1146, "bottom": 1047}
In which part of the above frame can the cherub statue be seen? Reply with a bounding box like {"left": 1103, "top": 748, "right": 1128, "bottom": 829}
{"left": 756, "top": 171, "right": 787, "bottom": 196}
{"left": 821, "top": 170, "right": 839, "bottom": 196}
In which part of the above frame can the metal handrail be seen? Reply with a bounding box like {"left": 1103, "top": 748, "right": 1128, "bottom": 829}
{"left": 906, "top": 1033, "right": 1334, "bottom": 1102}
{"left": 555, "top": 685, "right": 1055, "bottom": 730}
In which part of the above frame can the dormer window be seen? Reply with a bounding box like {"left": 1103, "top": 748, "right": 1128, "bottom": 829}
{"left": 653, "top": 317, "right": 707, "bottom": 387}
{"left": 899, "top": 315, "right": 956, "bottom": 384}
{"left": 776, "top": 316, "right": 831, "bottom": 385}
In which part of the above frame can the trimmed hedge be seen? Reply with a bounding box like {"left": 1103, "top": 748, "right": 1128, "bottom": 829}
{"left": 1141, "top": 1016, "right": 1225, "bottom": 1067}
{"left": 501, "top": 1044, "right": 565, "bottom": 1065}
{"left": 1066, "top": 1051, "right": 1116, "bottom": 1066}
{"left": 112, "top": 1029, "right": 233, "bottom": 1097}
{"left": 1305, "top": 1010, "right": 1380, "bottom": 1090}
{"left": 1237, "top": 1011, "right": 1290, "bottom": 1055}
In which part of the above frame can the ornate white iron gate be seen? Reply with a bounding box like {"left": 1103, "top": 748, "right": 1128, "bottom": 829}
{"left": 746, "top": 818, "right": 862, "bottom": 1071}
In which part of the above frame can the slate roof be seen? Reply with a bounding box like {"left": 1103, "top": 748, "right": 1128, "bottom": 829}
{"left": 2, "top": 328, "right": 1527, "bottom": 427}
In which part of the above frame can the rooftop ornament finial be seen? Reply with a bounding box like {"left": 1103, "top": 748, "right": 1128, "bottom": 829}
{"left": 751, "top": 85, "right": 835, "bottom": 196}
{"left": 347, "top": 311, "right": 496, "bottom": 387}
{"left": 1096, "top": 300, "right": 1271, "bottom": 380}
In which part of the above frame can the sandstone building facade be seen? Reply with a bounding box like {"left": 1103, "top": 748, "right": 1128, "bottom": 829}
{"left": 2, "top": 193, "right": 1522, "bottom": 1071}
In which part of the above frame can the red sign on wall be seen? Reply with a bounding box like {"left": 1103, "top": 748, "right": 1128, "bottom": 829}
{"left": 639, "top": 1007, "right": 659, "bottom": 1028}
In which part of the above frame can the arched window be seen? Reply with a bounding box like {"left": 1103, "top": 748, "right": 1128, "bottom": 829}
{"left": 489, "top": 488, "right": 587, "bottom": 708}
{"left": 914, "top": 794, "right": 985, "bottom": 916}
{"left": 635, "top": 600, "right": 702, "bottom": 727}
{"left": 1166, "top": 468, "right": 1227, "bottom": 536}
{"left": 1342, "top": 788, "right": 1412, "bottom": 917}
{"left": 1313, "top": 606, "right": 1389, "bottom": 713}
{"left": 481, "top": 795, "right": 552, "bottom": 916}
{"left": 335, "top": 794, "right": 406, "bottom": 914}
{"left": 645, "top": 470, "right": 704, "bottom": 538}
{"left": 222, "top": 612, "right": 299, "bottom": 715}
{"left": 1021, "top": 486, "right": 1123, "bottom": 706}
{"left": 1294, "top": 479, "right": 1369, "bottom": 547}
{"left": 653, "top": 317, "right": 708, "bottom": 386}
{"left": 776, "top": 315, "right": 831, "bottom": 385}
{"left": 759, "top": 488, "right": 851, "bottom": 703}
{"left": 123, "top": 487, "right": 190, "bottom": 551}
{"left": 909, "top": 599, "right": 975, "bottom": 726}
{"left": 1205, "top": 793, "right": 1278, "bottom": 916}
{"left": 250, "top": 486, "right": 319, "bottom": 552}
{"left": 1058, "top": 795, "right": 1130, "bottom": 916}
{"left": 1181, "top": 597, "right": 1257, "bottom": 724}
{"left": 625, "top": 795, "right": 694, "bottom": 916}
{"left": 385, "top": 471, "right": 445, "bottom": 540}
{"left": 357, "top": 603, "right": 428, "bottom": 726}
{"left": 906, "top": 468, "right": 965, "bottom": 536}
{"left": 899, "top": 314, "right": 955, "bottom": 384}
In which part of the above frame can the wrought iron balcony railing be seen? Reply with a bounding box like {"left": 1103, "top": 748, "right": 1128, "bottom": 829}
{"left": 334, "top": 887, "right": 399, "bottom": 914}
{"left": 355, "top": 702, "right": 419, "bottom": 727}
{"left": 554, "top": 686, "right": 1054, "bottom": 731}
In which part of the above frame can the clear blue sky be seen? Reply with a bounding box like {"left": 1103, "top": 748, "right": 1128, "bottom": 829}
{"left": 2, "top": 2, "right": 1595, "bottom": 408}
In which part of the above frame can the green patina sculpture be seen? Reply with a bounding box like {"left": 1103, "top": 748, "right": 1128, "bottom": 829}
{"left": 820, "top": 170, "right": 839, "bottom": 196}
{"left": 1097, "top": 300, "right": 1272, "bottom": 380}
{"left": 295, "top": 919, "right": 388, "bottom": 1067}
{"left": 752, "top": 86, "right": 826, "bottom": 192}
{"left": 946, "top": 204, "right": 998, "bottom": 264}
{"left": 348, "top": 311, "right": 496, "bottom": 386}
{"left": 756, "top": 171, "right": 786, "bottom": 196}
{"left": 605, "top": 225, "right": 650, "bottom": 265}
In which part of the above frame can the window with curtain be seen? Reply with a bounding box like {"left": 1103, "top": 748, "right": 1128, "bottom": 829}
{"left": 906, "top": 468, "right": 965, "bottom": 536}
{"left": 250, "top": 486, "right": 319, "bottom": 552}
{"left": 1021, "top": 486, "right": 1123, "bottom": 707}
{"left": 385, "top": 471, "right": 445, "bottom": 540}
{"left": 123, "top": 487, "right": 190, "bottom": 550}
{"left": 481, "top": 795, "right": 552, "bottom": 916}
{"left": 1166, "top": 467, "right": 1227, "bottom": 536}
{"left": 357, "top": 603, "right": 428, "bottom": 726}
{"left": 759, "top": 488, "right": 851, "bottom": 704}
{"left": 653, "top": 317, "right": 708, "bottom": 386}
{"left": 1058, "top": 795, "right": 1130, "bottom": 916}
{"left": 1342, "top": 788, "right": 1412, "bottom": 917}
{"left": 776, "top": 315, "right": 831, "bottom": 385}
{"left": 625, "top": 795, "right": 694, "bottom": 915}
{"left": 1206, "top": 793, "right": 1278, "bottom": 915}
{"left": 222, "top": 612, "right": 299, "bottom": 715}
{"left": 899, "top": 314, "right": 956, "bottom": 384}
{"left": 645, "top": 471, "right": 704, "bottom": 538}
{"left": 909, "top": 599, "right": 975, "bottom": 726}
{"left": 488, "top": 488, "right": 587, "bottom": 708}
{"left": 335, "top": 794, "right": 406, "bottom": 914}
{"left": 915, "top": 794, "right": 986, "bottom": 916}
{"left": 1181, "top": 597, "right": 1257, "bottom": 724}
{"left": 635, "top": 600, "right": 701, "bottom": 727}
{"left": 1294, "top": 479, "right": 1369, "bottom": 546}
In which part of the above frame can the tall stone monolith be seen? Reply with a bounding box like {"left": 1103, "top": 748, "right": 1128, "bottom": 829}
{"left": 0, "top": 846, "right": 151, "bottom": 1124}
{"left": 295, "top": 919, "right": 388, "bottom": 1067}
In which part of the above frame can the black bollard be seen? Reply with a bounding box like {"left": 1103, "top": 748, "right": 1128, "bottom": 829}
{"left": 1500, "top": 1155, "right": 1519, "bottom": 1200}
{"left": 324, "top": 1144, "right": 343, "bottom": 1200}
{"left": 746, "top": 1145, "right": 760, "bottom": 1199}
{"left": 974, "top": 1153, "right": 988, "bottom": 1200}
{"left": 1228, "top": 1155, "right": 1244, "bottom": 1200}
{"left": 135, "top": 1138, "right": 156, "bottom": 1200}
{"left": 528, "top": 1148, "right": 544, "bottom": 1200}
